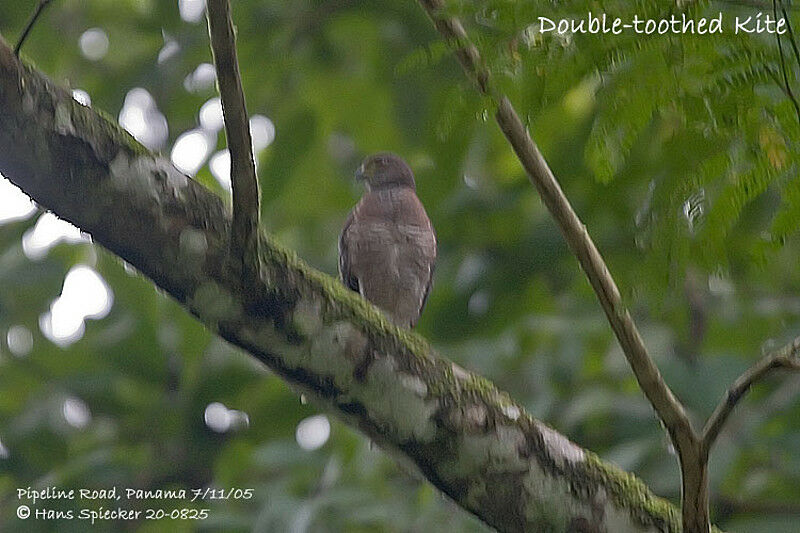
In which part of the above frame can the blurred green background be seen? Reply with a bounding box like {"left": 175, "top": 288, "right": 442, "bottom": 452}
{"left": 1, "top": 0, "right": 800, "bottom": 531}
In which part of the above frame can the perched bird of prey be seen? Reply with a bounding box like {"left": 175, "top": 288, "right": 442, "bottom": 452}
{"left": 339, "top": 153, "right": 437, "bottom": 329}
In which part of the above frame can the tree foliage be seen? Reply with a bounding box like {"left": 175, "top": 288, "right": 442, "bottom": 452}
{"left": 1, "top": 0, "right": 800, "bottom": 531}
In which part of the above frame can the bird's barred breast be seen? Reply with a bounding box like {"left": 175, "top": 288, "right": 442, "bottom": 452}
{"left": 349, "top": 223, "right": 433, "bottom": 326}
{"left": 343, "top": 186, "right": 436, "bottom": 327}
{"left": 347, "top": 224, "right": 434, "bottom": 325}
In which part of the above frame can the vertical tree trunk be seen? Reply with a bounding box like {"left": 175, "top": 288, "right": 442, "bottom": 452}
{"left": 680, "top": 447, "right": 710, "bottom": 533}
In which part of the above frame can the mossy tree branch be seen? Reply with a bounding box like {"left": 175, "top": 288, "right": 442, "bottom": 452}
{"left": 0, "top": 36, "right": 690, "bottom": 533}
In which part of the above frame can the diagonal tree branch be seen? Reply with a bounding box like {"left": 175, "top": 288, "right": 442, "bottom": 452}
{"left": 206, "top": 0, "right": 261, "bottom": 282}
{"left": 410, "top": 1, "right": 730, "bottom": 530}
{"left": 0, "top": 37, "right": 688, "bottom": 533}
{"left": 701, "top": 336, "right": 800, "bottom": 456}
{"left": 415, "top": 4, "right": 800, "bottom": 531}
{"left": 415, "top": 0, "right": 694, "bottom": 452}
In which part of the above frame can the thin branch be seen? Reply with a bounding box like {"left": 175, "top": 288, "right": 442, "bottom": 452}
{"left": 206, "top": 0, "right": 261, "bottom": 281}
{"left": 780, "top": 4, "right": 800, "bottom": 80}
{"left": 14, "top": 0, "right": 54, "bottom": 56}
{"left": 767, "top": 67, "right": 796, "bottom": 100}
{"left": 416, "top": 0, "right": 694, "bottom": 447}
{"left": 701, "top": 336, "right": 800, "bottom": 455}
{"left": 773, "top": 0, "right": 800, "bottom": 126}
{"left": 417, "top": 3, "right": 711, "bottom": 529}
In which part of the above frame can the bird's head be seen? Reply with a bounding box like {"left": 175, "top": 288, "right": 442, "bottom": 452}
{"left": 355, "top": 152, "right": 416, "bottom": 191}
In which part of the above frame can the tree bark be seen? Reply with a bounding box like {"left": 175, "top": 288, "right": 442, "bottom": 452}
{"left": 0, "top": 38, "right": 689, "bottom": 533}
{"left": 680, "top": 448, "right": 710, "bottom": 533}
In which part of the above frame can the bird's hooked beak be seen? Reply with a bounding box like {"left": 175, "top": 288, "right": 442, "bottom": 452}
{"left": 355, "top": 163, "right": 366, "bottom": 182}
